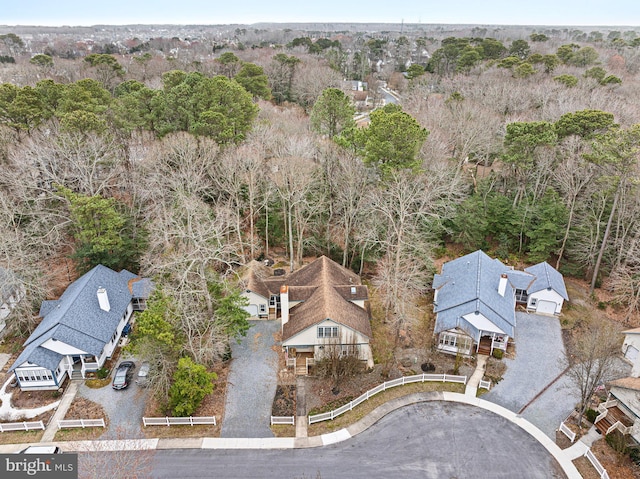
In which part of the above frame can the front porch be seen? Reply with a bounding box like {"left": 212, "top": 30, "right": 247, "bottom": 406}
{"left": 595, "top": 399, "right": 635, "bottom": 436}
{"left": 285, "top": 349, "right": 315, "bottom": 376}
{"left": 437, "top": 329, "right": 509, "bottom": 358}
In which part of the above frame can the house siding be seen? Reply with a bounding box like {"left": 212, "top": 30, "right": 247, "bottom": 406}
{"left": 527, "top": 289, "right": 564, "bottom": 314}
{"left": 243, "top": 290, "right": 269, "bottom": 319}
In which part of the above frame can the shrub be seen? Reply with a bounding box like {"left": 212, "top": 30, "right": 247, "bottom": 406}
{"left": 168, "top": 357, "right": 217, "bottom": 416}
{"left": 421, "top": 362, "right": 436, "bottom": 372}
{"left": 96, "top": 367, "right": 110, "bottom": 379}
{"left": 585, "top": 408, "right": 598, "bottom": 424}
{"left": 492, "top": 349, "right": 504, "bottom": 360}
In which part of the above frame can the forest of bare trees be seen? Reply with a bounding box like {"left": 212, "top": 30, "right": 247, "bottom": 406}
{"left": 1, "top": 26, "right": 640, "bottom": 400}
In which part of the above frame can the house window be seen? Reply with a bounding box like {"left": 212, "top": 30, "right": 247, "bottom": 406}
{"left": 439, "top": 333, "right": 471, "bottom": 352}
{"left": 515, "top": 289, "right": 528, "bottom": 303}
{"left": 318, "top": 326, "right": 338, "bottom": 338}
{"left": 530, "top": 298, "right": 537, "bottom": 306}
{"left": 259, "top": 304, "right": 267, "bottom": 314}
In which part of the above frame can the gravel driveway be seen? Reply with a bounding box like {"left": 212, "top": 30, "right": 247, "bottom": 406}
{"left": 483, "top": 312, "right": 576, "bottom": 438}
{"left": 78, "top": 359, "right": 150, "bottom": 439}
{"left": 221, "top": 320, "right": 280, "bottom": 438}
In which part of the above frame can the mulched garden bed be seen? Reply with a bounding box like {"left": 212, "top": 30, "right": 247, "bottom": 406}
{"left": 271, "top": 385, "right": 296, "bottom": 416}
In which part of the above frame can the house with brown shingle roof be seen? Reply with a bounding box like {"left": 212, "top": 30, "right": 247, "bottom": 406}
{"left": 241, "top": 256, "right": 373, "bottom": 371}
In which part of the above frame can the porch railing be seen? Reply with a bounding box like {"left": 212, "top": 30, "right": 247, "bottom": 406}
{"left": 309, "top": 373, "right": 467, "bottom": 425}
{"left": 286, "top": 358, "right": 296, "bottom": 369}
{"left": 306, "top": 357, "right": 315, "bottom": 375}
{"left": 606, "top": 420, "right": 632, "bottom": 436}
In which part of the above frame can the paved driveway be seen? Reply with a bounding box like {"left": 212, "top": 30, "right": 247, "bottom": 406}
{"left": 153, "top": 402, "right": 566, "bottom": 478}
{"left": 78, "top": 360, "right": 150, "bottom": 439}
{"left": 483, "top": 312, "right": 577, "bottom": 438}
{"left": 221, "top": 320, "right": 280, "bottom": 438}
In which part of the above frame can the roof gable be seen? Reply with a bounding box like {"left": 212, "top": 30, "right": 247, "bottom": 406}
{"left": 434, "top": 250, "right": 515, "bottom": 336}
{"left": 524, "top": 262, "right": 568, "bottom": 300}
{"left": 11, "top": 265, "right": 143, "bottom": 372}
{"left": 283, "top": 281, "right": 371, "bottom": 340}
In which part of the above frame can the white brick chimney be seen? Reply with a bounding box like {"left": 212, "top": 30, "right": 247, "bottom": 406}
{"left": 97, "top": 287, "right": 110, "bottom": 312}
{"left": 498, "top": 274, "right": 508, "bottom": 297}
{"left": 280, "top": 285, "right": 289, "bottom": 331}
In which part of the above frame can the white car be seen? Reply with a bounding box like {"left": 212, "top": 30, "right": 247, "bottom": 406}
{"left": 136, "top": 361, "right": 150, "bottom": 387}
{"left": 18, "top": 446, "right": 62, "bottom": 454}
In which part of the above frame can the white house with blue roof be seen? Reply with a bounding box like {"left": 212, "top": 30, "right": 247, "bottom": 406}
{"left": 10, "top": 265, "right": 152, "bottom": 391}
{"left": 433, "top": 250, "right": 568, "bottom": 357}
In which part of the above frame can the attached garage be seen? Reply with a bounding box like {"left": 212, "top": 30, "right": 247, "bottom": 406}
{"left": 243, "top": 304, "right": 258, "bottom": 317}
{"left": 534, "top": 299, "right": 558, "bottom": 315}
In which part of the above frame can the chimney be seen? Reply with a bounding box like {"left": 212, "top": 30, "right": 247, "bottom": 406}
{"left": 97, "top": 288, "right": 110, "bottom": 312}
{"left": 498, "top": 274, "right": 508, "bottom": 297}
{"left": 280, "top": 285, "right": 289, "bottom": 331}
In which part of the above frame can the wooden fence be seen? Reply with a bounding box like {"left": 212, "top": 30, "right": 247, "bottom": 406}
{"left": 309, "top": 373, "right": 467, "bottom": 424}
{"left": 57, "top": 418, "right": 105, "bottom": 429}
{"left": 142, "top": 416, "right": 216, "bottom": 427}
{"left": 270, "top": 416, "right": 295, "bottom": 425}
{"left": 0, "top": 421, "right": 45, "bottom": 432}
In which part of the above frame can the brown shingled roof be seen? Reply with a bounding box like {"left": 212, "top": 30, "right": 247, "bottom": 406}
{"left": 283, "top": 280, "right": 372, "bottom": 340}
{"left": 610, "top": 376, "right": 640, "bottom": 391}
{"left": 245, "top": 270, "right": 271, "bottom": 300}
{"left": 286, "top": 256, "right": 360, "bottom": 288}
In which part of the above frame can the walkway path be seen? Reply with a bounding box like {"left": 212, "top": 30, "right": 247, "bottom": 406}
{"left": 221, "top": 320, "right": 280, "bottom": 438}
{"left": 41, "top": 381, "right": 79, "bottom": 442}
{"left": 295, "top": 377, "right": 307, "bottom": 438}
{"left": 465, "top": 354, "right": 487, "bottom": 396}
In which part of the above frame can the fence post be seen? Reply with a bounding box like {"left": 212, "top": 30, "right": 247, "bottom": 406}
{"left": 166, "top": 417, "right": 170, "bottom": 426}
{"left": 190, "top": 417, "right": 194, "bottom": 426}
{"left": 23, "top": 422, "right": 27, "bottom": 431}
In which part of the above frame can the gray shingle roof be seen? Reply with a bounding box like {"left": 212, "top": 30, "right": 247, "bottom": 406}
{"left": 11, "top": 265, "right": 143, "bottom": 372}
{"left": 524, "top": 262, "right": 569, "bottom": 300}
{"left": 505, "top": 270, "right": 535, "bottom": 291}
{"left": 433, "top": 250, "right": 516, "bottom": 338}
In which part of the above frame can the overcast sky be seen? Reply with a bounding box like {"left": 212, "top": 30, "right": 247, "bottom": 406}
{"left": 2, "top": 0, "right": 640, "bottom": 26}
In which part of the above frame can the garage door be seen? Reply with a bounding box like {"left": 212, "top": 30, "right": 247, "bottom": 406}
{"left": 536, "top": 300, "right": 557, "bottom": 315}
{"left": 243, "top": 305, "right": 258, "bottom": 317}
{"left": 625, "top": 345, "right": 639, "bottom": 362}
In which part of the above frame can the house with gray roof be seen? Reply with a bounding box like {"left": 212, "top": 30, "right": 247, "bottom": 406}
{"left": 10, "top": 265, "right": 152, "bottom": 391}
{"left": 433, "top": 250, "right": 567, "bottom": 357}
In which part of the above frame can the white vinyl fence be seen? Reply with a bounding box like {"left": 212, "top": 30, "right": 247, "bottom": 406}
{"left": 479, "top": 379, "right": 492, "bottom": 390}
{"left": 143, "top": 416, "right": 216, "bottom": 427}
{"left": 270, "top": 416, "right": 295, "bottom": 425}
{"left": 0, "top": 421, "right": 45, "bottom": 432}
{"left": 584, "top": 448, "right": 610, "bottom": 479}
{"left": 57, "top": 418, "right": 105, "bottom": 429}
{"left": 308, "top": 373, "right": 467, "bottom": 425}
{"left": 558, "top": 421, "right": 576, "bottom": 443}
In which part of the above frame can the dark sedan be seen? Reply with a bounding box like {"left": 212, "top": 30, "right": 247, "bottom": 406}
{"left": 111, "top": 361, "right": 135, "bottom": 390}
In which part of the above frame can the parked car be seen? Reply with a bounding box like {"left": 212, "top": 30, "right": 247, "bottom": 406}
{"left": 18, "top": 446, "right": 61, "bottom": 454}
{"left": 112, "top": 361, "right": 135, "bottom": 390}
{"left": 136, "top": 361, "right": 150, "bottom": 387}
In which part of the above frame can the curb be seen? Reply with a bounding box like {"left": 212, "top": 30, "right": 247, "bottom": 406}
{"left": 0, "top": 392, "right": 582, "bottom": 478}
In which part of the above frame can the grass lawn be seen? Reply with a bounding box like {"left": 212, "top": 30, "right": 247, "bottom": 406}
{"left": 307, "top": 381, "right": 465, "bottom": 436}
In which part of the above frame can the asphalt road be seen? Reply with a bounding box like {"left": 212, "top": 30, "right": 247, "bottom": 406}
{"left": 151, "top": 402, "right": 566, "bottom": 479}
